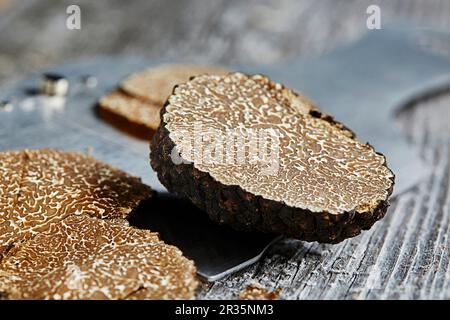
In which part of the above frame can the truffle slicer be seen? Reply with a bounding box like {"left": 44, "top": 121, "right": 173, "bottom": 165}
{"left": 1, "top": 26, "right": 449, "bottom": 281}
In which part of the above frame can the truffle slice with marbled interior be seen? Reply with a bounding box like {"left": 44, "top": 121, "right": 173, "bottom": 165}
{"left": 98, "top": 64, "right": 228, "bottom": 140}
{"left": 0, "top": 215, "right": 198, "bottom": 300}
{"left": 239, "top": 284, "right": 282, "bottom": 300}
{"left": 120, "top": 64, "right": 228, "bottom": 104}
{"left": 150, "top": 73, "right": 395, "bottom": 243}
{"left": 0, "top": 149, "right": 198, "bottom": 299}
{"left": 98, "top": 90, "right": 161, "bottom": 139}
{"left": 0, "top": 149, "right": 151, "bottom": 255}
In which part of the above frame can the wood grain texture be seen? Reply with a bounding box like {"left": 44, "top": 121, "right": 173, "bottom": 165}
{"left": 1, "top": 0, "right": 449, "bottom": 299}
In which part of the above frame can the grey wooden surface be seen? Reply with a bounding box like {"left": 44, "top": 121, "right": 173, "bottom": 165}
{"left": 1, "top": 0, "right": 450, "bottom": 299}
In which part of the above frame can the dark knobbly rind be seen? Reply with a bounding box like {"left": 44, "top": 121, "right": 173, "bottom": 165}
{"left": 150, "top": 73, "right": 394, "bottom": 243}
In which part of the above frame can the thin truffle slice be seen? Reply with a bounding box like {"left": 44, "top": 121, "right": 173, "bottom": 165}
{"left": 98, "top": 90, "right": 161, "bottom": 139}
{"left": 0, "top": 151, "right": 26, "bottom": 259}
{"left": 0, "top": 215, "right": 198, "bottom": 300}
{"left": 0, "top": 149, "right": 152, "bottom": 256}
{"left": 0, "top": 149, "right": 198, "bottom": 299}
{"left": 98, "top": 65, "right": 228, "bottom": 140}
{"left": 120, "top": 64, "right": 228, "bottom": 104}
{"left": 150, "top": 73, "right": 395, "bottom": 243}
{"left": 239, "top": 284, "right": 282, "bottom": 300}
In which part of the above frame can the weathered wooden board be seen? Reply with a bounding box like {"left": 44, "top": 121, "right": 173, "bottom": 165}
{"left": 0, "top": 0, "right": 449, "bottom": 299}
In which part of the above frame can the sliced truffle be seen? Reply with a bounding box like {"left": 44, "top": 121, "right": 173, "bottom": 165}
{"left": 0, "top": 149, "right": 151, "bottom": 256}
{"left": 239, "top": 284, "right": 281, "bottom": 300}
{"left": 98, "top": 90, "right": 161, "bottom": 139}
{"left": 98, "top": 65, "right": 228, "bottom": 140}
{"left": 0, "top": 149, "right": 198, "bottom": 299}
{"left": 120, "top": 64, "right": 228, "bottom": 105}
{"left": 150, "top": 73, "right": 395, "bottom": 243}
{"left": 0, "top": 151, "right": 26, "bottom": 259}
{"left": 0, "top": 215, "right": 198, "bottom": 300}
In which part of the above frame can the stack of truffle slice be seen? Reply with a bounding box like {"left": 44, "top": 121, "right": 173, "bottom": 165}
{"left": 98, "top": 64, "right": 227, "bottom": 139}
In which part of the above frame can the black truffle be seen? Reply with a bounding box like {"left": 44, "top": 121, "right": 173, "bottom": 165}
{"left": 150, "top": 73, "right": 395, "bottom": 243}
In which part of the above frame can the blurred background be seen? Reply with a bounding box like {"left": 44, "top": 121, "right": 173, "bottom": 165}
{"left": 1, "top": 0, "right": 449, "bottom": 85}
